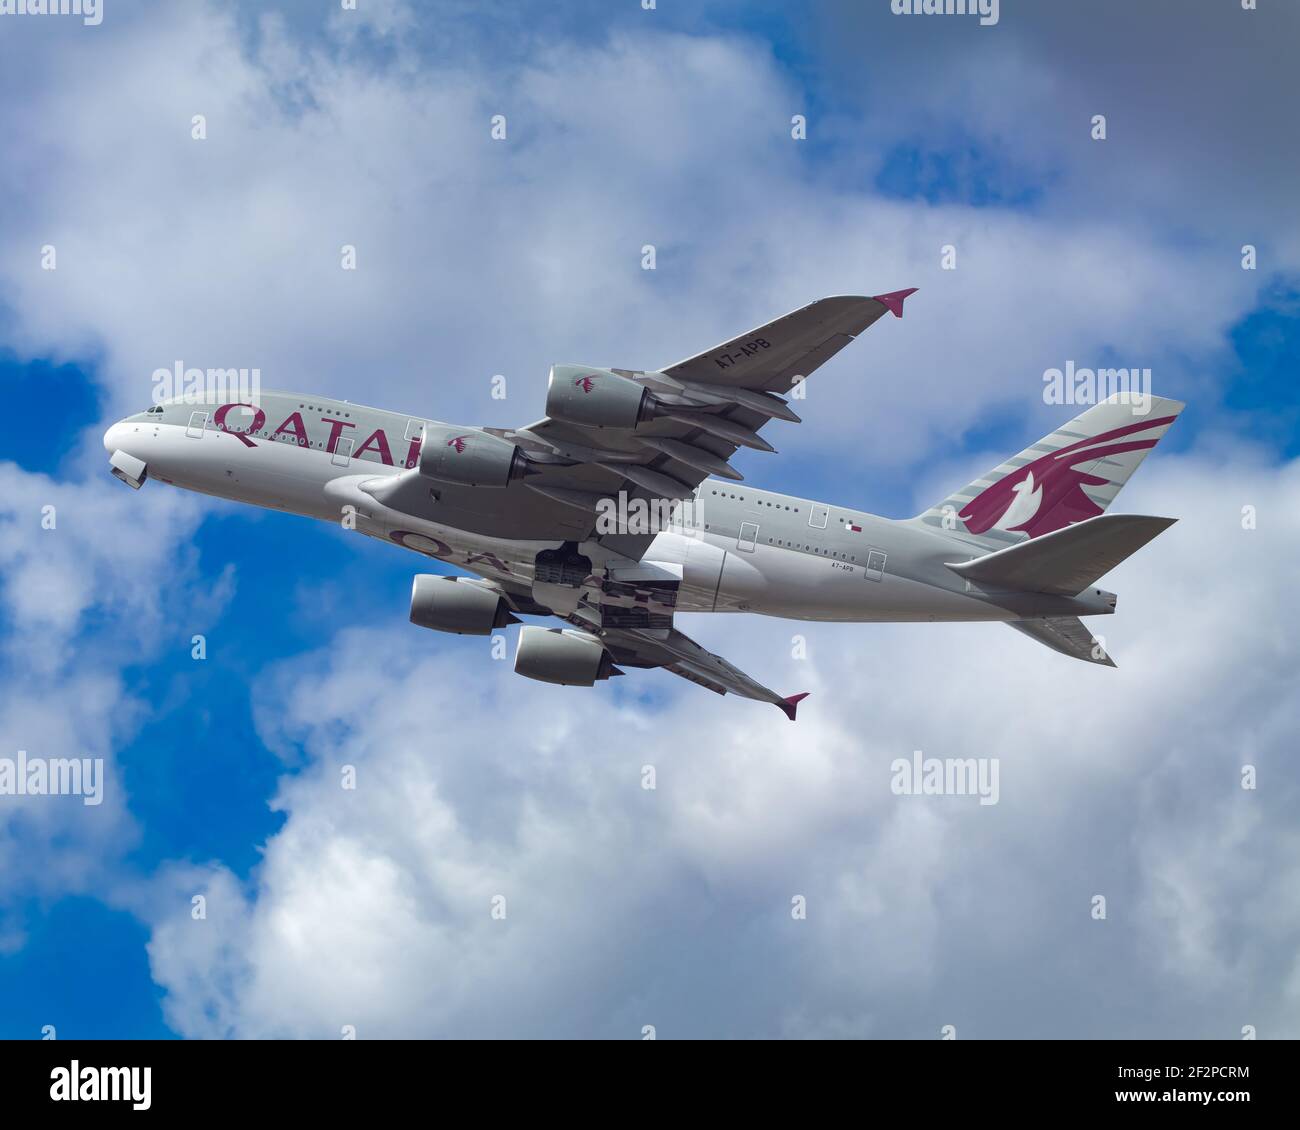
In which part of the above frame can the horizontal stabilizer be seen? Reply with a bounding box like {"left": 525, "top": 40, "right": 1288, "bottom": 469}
{"left": 1007, "top": 617, "right": 1115, "bottom": 667}
{"left": 945, "top": 513, "right": 1176, "bottom": 596}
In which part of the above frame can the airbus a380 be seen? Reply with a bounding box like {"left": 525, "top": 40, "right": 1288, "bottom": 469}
{"left": 103, "top": 291, "right": 1182, "bottom": 719}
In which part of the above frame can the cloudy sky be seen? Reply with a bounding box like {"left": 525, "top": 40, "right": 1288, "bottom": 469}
{"left": 1, "top": 0, "right": 1297, "bottom": 1039}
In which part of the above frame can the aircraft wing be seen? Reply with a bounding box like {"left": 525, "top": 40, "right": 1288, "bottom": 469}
{"left": 656, "top": 291, "right": 912, "bottom": 389}
{"left": 502, "top": 291, "right": 916, "bottom": 556}
{"left": 479, "top": 572, "right": 808, "bottom": 717}
{"left": 476, "top": 572, "right": 807, "bottom": 717}
{"left": 361, "top": 292, "right": 914, "bottom": 554}
{"left": 596, "top": 624, "right": 810, "bottom": 720}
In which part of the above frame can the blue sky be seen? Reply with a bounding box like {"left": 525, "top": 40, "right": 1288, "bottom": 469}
{"left": 1, "top": 0, "right": 1297, "bottom": 1039}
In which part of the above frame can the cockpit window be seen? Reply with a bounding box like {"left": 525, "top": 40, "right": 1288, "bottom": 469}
{"left": 147, "top": 406, "right": 164, "bottom": 414}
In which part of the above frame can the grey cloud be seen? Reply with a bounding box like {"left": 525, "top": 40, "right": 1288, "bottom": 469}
{"left": 140, "top": 451, "right": 1300, "bottom": 1038}
{"left": 0, "top": 0, "right": 1294, "bottom": 1039}
{"left": 0, "top": 1, "right": 1269, "bottom": 478}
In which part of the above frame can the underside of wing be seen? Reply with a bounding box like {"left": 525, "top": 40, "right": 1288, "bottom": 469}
{"left": 598, "top": 625, "right": 810, "bottom": 720}
{"left": 453, "top": 567, "right": 807, "bottom": 715}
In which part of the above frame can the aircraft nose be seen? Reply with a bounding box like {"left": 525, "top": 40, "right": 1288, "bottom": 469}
{"left": 103, "top": 420, "right": 130, "bottom": 452}
{"left": 104, "top": 419, "right": 150, "bottom": 489}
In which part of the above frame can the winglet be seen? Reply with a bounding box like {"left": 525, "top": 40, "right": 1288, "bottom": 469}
{"left": 870, "top": 287, "right": 918, "bottom": 319}
{"left": 776, "top": 692, "right": 810, "bottom": 721}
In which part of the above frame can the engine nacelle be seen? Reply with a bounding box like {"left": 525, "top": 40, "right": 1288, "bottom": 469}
{"left": 420, "top": 424, "right": 529, "bottom": 487}
{"left": 546, "top": 365, "right": 650, "bottom": 429}
{"left": 409, "top": 575, "right": 515, "bottom": 635}
{"left": 514, "top": 625, "right": 617, "bottom": 686}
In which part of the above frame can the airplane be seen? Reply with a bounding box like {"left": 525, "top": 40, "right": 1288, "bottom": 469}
{"left": 102, "top": 291, "right": 1183, "bottom": 719}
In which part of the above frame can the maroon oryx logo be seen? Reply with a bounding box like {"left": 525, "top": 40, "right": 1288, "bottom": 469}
{"left": 447, "top": 434, "right": 469, "bottom": 454}
{"left": 575, "top": 374, "right": 597, "bottom": 394}
{"left": 959, "top": 415, "right": 1176, "bottom": 539}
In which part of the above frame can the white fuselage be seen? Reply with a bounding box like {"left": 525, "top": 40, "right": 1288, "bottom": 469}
{"left": 102, "top": 394, "right": 1110, "bottom": 626}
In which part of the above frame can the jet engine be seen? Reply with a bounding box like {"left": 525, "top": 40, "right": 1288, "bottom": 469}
{"left": 543, "top": 364, "right": 776, "bottom": 452}
{"left": 409, "top": 575, "right": 517, "bottom": 635}
{"left": 545, "top": 365, "right": 651, "bottom": 429}
{"left": 419, "top": 424, "right": 532, "bottom": 488}
{"left": 513, "top": 625, "right": 621, "bottom": 686}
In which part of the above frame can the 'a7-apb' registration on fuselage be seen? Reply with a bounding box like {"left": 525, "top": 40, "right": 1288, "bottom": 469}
{"left": 104, "top": 292, "right": 1182, "bottom": 718}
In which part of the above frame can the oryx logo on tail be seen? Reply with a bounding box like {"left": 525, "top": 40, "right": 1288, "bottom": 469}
{"left": 959, "top": 415, "right": 1178, "bottom": 539}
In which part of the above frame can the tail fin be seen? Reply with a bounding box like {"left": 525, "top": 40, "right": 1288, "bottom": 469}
{"left": 913, "top": 394, "right": 1184, "bottom": 550}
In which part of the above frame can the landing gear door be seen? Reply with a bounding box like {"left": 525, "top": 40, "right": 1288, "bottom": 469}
{"left": 737, "top": 522, "right": 759, "bottom": 553}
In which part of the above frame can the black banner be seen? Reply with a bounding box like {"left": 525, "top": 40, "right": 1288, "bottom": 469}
{"left": 0, "top": 1037, "right": 1286, "bottom": 1116}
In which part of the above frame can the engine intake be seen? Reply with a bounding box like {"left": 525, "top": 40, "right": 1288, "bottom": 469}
{"left": 420, "top": 425, "right": 530, "bottom": 487}
{"left": 514, "top": 625, "right": 619, "bottom": 686}
{"left": 546, "top": 365, "right": 651, "bottom": 429}
{"left": 409, "top": 575, "right": 516, "bottom": 635}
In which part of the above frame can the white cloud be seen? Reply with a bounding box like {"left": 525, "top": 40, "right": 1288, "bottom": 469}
{"left": 0, "top": 1, "right": 1295, "bottom": 1038}
{"left": 0, "top": 1, "right": 1269, "bottom": 476}
{"left": 0, "top": 461, "right": 213, "bottom": 940}
{"left": 141, "top": 449, "right": 1300, "bottom": 1038}
{"left": 0, "top": 464, "right": 204, "bottom": 666}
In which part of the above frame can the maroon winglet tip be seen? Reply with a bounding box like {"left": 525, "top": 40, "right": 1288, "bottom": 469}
{"left": 870, "top": 287, "right": 918, "bottom": 318}
{"left": 777, "top": 692, "right": 810, "bottom": 721}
